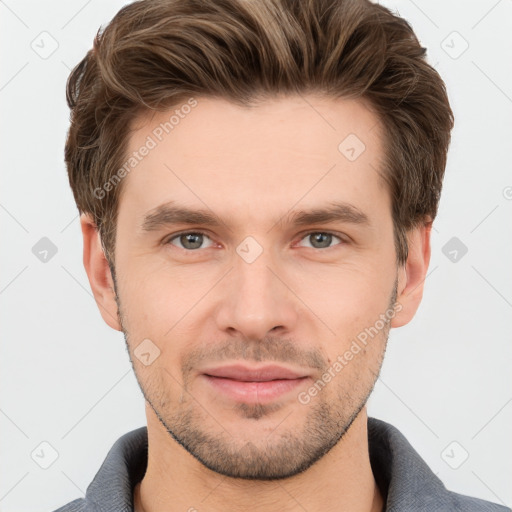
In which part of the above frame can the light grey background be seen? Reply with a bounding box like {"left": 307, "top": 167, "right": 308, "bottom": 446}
{"left": 1, "top": 0, "right": 511, "bottom": 510}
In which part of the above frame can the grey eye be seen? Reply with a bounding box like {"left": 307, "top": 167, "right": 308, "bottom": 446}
{"left": 168, "top": 232, "right": 213, "bottom": 250}
{"left": 298, "top": 232, "right": 342, "bottom": 249}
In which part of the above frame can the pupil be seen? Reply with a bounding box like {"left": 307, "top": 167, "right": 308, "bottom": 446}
{"left": 182, "top": 233, "right": 202, "bottom": 249}
{"left": 312, "top": 233, "right": 331, "bottom": 248}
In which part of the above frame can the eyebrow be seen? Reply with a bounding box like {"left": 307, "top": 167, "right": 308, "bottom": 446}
{"left": 140, "top": 200, "right": 371, "bottom": 233}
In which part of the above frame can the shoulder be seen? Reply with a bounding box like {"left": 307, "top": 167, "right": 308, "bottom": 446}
{"left": 51, "top": 426, "right": 148, "bottom": 512}
{"left": 443, "top": 490, "right": 510, "bottom": 511}
{"left": 51, "top": 498, "right": 85, "bottom": 512}
{"left": 367, "top": 417, "right": 510, "bottom": 512}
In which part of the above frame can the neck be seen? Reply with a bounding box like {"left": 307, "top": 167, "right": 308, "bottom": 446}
{"left": 134, "top": 406, "right": 384, "bottom": 512}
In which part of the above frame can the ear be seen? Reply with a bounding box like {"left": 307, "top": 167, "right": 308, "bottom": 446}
{"left": 80, "top": 213, "right": 122, "bottom": 331}
{"left": 391, "top": 218, "right": 432, "bottom": 328}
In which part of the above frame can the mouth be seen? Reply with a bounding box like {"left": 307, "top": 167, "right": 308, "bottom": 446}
{"left": 200, "top": 364, "right": 311, "bottom": 403}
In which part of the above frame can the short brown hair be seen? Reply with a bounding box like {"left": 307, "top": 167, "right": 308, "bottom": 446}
{"left": 65, "top": 0, "right": 454, "bottom": 267}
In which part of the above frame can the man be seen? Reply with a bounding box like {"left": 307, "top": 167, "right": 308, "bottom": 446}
{"left": 55, "top": 0, "right": 509, "bottom": 510}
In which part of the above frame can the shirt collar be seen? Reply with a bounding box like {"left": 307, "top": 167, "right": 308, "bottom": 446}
{"left": 367, "top": 417, "right": 447, "bottom": 510}
{"left": 82, "top": 417, "right": 448, "bottom": 511}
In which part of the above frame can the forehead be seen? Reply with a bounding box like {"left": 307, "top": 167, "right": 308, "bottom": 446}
{"left": 118, "top": 95, "right": 388, "bottom": 228}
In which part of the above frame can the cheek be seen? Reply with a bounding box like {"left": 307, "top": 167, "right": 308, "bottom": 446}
{"left": 298, "top": 264, "right": 394, "bottom": 333}
{"left": 116, "top": 262, "right": 224, "bottom": 378}
{"left": 119, "top": 257, "right": 210, "bottom": 324}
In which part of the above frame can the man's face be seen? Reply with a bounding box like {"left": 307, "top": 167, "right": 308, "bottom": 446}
{"left": 113, "top": 95, "right": 400, "bottom": 479}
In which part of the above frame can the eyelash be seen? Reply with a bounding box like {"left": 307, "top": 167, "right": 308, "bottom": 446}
{"left": 164, "top": 230, "right": 347, "bottom": 251}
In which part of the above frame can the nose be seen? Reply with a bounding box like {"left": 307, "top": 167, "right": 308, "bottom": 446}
{"left": 214, "top": 245, "right": 299, "bottom": 341}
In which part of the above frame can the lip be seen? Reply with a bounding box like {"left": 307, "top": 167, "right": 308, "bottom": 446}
{"left": 201, "top": 364, "right": 311, "bottom": 403}
{"left": 202, "top": 363, "right": 310, "bottom": 381}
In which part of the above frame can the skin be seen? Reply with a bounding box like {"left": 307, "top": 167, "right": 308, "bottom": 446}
{"left": 81, "top": 95, "right": 431, "bottom": 512}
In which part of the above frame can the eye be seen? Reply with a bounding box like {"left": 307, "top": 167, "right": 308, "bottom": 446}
{"left": 166, "top": 231, "right": 214, "bottom": 250}
{"left": 165, "top": 230, "right": 346, "bottom": 251}
{"left": 296, "top": 231, "right": 345, "bottom": 249}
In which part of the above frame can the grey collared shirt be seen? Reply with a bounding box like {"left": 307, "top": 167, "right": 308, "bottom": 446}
{"left": 53, "top": 417, "right": 510, "bottom": 512}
